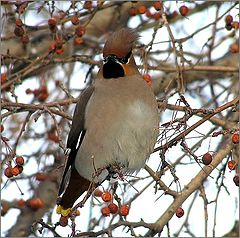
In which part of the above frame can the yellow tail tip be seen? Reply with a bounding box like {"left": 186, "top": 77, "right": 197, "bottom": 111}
{"left": 56, "top": 205, "right": 72, "bottom": 217}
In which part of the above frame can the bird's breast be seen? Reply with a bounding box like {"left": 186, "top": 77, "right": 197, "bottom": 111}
{"left": 75, "top": 75, "right": 159, "bottom": 181}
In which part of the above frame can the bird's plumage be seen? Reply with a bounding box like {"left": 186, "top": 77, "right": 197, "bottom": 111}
{"left": 57, "top": 28, "right": 159, "bottom": 214}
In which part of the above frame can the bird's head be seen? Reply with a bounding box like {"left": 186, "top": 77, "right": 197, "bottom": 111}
{"left": 100, "top": 28, "right": 139, "bottom": 79}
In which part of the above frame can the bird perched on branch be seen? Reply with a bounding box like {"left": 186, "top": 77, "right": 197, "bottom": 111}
{"left": 56, "top": 28, "right": 159, "bottom": 217}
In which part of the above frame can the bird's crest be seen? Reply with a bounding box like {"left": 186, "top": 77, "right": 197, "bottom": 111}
{"left": 103, "top": 28, "right": 139, "bottom": 58}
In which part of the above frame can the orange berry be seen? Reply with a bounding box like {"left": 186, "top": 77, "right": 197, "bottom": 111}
{"left": 1, "top": 73, "right": 7, "bottom": 84}
{"left": 225, "top": 14, "right": 233, "bottom": 24}
{"left": 138, "top": 5, "right": 147, "bottom": 14}
{"left": 17, "top": 199, "right": 25, "bottom": 207}
{"left": 143, "top": 74, "right": 152, "bottom": 85}
{"left": 15, "top": 18, "right": 23, "bottom": 27}
{"left": 230, "top": 43, "right": 239, "bottom": 53}
{"left": 202, "top": 152, "right": 212, "bottom": 165}
{"left": 119, "top": 204, "right": 129, "bottom": 216}
{"left": 231, "top": 133, "right": 239, "bottom": 144}
{"left": 153, "top": 1, "right": 162, "bottom": 11}
{"left": 75, "top": 25, "right": 86, "bottom": 37}
{"left": 55, "top": 47, "right": 64, "bottom": 55}
{"left": 232, "top": 21, "right": 239, "bottom": 30}
{"left": 28, "top": 198, "right": 44, "bottom": 210}
{"left": 35, "top": 172, "right": 48, "bottom": 181}
{"left": 38, "top": 92, "right": 49, "bottom": 102}
{"left": 14, "top": 26, "right": 24, "bottom": 37}
{"left": 59, "top": 215, "right": 69, "bottom": 227}
{"left": 1, "top": 124, "right": 4, "bottom": 133}
{"left": 4, "top": 167, "right": 13, "bottom": 178}
{"left": 108, "top": 203, "right": 118, "bottom": 214}
{"left": 16, "top": 165, "right": 23, "bottom": 174}
{"left": 71, "top": 15, "right": 80, "bottom": 25}
{"left": 176, "top": 207, "right": 184, "bottom": 218}
{"left": 128, "top": 7, "right": 138, "bottom": 16}
{"left": 15, "top": 156, "right": 24, "bottom": 166}
{"left": 228, "top": 160, "right": 237, "bottom": 171}
{"left": 48, "top": 131, "right": 60, "bottom": 143}
{"left": 12, "top": 166, "right": 20, "bottom": 176}
{"left": 48, "top": 18, "right": 57, "bottom": 27}
{"left": 83, "top": 1, "right": 92, "bottom": 10}
{"left": 153, "top": 12, "right": 161, "bottom": 20}
{"left": 74, "top": 36, "right": 83, "bottom": 45}
{"left": 93, "top": 188, "right": 103, "bottom": 197}
{"left": 49, "top": 42, "right": 56, "bottom": 52}
{"left": 179, "top": 5, "right": 189, "bottom": 17}
{"left": 233, "top": 174, "right": 239, "bottom": 187}
{"left": 101, "top": 206, "right": 110, "bottom": 217}
{"left": 101, "top": 191, "right": 112, "bottom": 202}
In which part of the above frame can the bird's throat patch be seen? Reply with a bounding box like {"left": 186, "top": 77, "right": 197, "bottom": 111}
{"left": 103, "top": 61, "right": 124, "bottom": 79}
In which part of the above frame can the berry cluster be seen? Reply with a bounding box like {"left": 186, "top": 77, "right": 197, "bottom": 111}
{"left": 25, "top": 85, "right": 49, "bottom": 102}
{"left": 94, "top": 189, "right": 130, "bottom": 217}
{"left": 4, "top": 156, "right": 25, "bottom": 178}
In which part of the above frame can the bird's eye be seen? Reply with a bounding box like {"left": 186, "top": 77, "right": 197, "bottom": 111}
{"left": 117, "top": 51, "right": 131, "bottom": 64}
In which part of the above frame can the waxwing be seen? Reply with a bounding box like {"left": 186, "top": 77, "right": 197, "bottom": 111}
{"left": 57, "top": 28, "right": 159, "bottom": 216}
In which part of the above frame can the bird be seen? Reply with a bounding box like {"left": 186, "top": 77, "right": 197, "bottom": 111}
{"left": 56, "top": 28, "right": 159, "bottom": 217}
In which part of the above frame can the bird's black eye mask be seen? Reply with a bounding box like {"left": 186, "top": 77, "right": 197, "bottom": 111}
{"left": 103, "top": 51, "right": 131, "bottom": 79}
{"left": 103, "top": 51, "right": 131, "bottom": 64}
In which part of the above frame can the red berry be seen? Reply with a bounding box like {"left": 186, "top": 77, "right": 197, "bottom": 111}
{"left": 74, "top": 36, "right": 83, "bottom": 45}
{"left": 202, "top": 152, "right": 212, "bottom": 165}
{"left": 119, "top": 204, "right": 129, "bottom": 216}
{"left": 16, "top": 165, "right": 23, "bottom": 174}
{"left": 101, "top": 191, "right": 112, "bottom": 202}
{"left": 1, "top": 73, "right": 7, "bottom": 84}
{"left": 153, "top": 1, "right": 162, "bottom": 11}
{"left": 83, "top": 1, "right": 92, "bottom": 10}
{"left": 179, "top": 5, "right": 189, "bottom": 17}
{"left": 128, "top": 7, "right": 138, "bottom": 16}
{"left": 4, "top": 167, "right": 13, "bottom": 178}
{"left": 48, "top": 18, "right": 57, "bottom": 27}
{"left": 230, "top": 43, "right": 239, "bottom": 53}
{"left": 35, "top": 172, "right": 48, "bottom": 181}
{"left": 232, "top": 21, "right": 239, "bottom": 30}
{"left": 17, "top": 199, "right": 25, "bottom": 207}
{"left": 28, "top": 198, "right": 44, "bottom": 210}
{"left": 14, "top": 26, "right": 24, "bottom": 37}
{"left": 101, "top": 206, "right": 110, "bottom": 217}
{"left": 15, "top": 18, "right": 23, "bottom": 27}
{"left": 59, "top": 215, "right": 69, "bottom": 227}
{"left": 11, "top": 166, "right": 20, "bottom": 176}
{"left": 15, "top": 156, "right": 24, "bottom": 166}
{"left": 176, "top": 207, "right": 184, "bottom": 218}
{"left": 138, "top": 5, "right": 147, "bottom": 14}
{"left": 143, "top": 74, "right": 152, "bottom": 85}
{"left": 231, "top": 133, "right": 239, "bottom": 144}
{"left": 75, "top": 25, "right": 86, "bottom": 37}
{"left": 228, "top": 160, "right": 237, "bottom": 171}
{"left": 233, "top": 174, "right": 239, "bottom": 187}
{"left": 71, "top": 15, "right": 80, "bottom": 25}
{"left": 225, "top": 14, "right": 233, "bottom": 24}
{"left": 108, "top": 203, "right": 118, "bottom": 214}
{"left": 153, "top": 12, "right": 161, "bottom": 20}
{"left": 93, "top": 188, "right": 103, "bottom": 197}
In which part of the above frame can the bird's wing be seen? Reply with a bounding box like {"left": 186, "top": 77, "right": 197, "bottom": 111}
{"left": 58, "top": 86, "right": 94, "bottom": 196}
